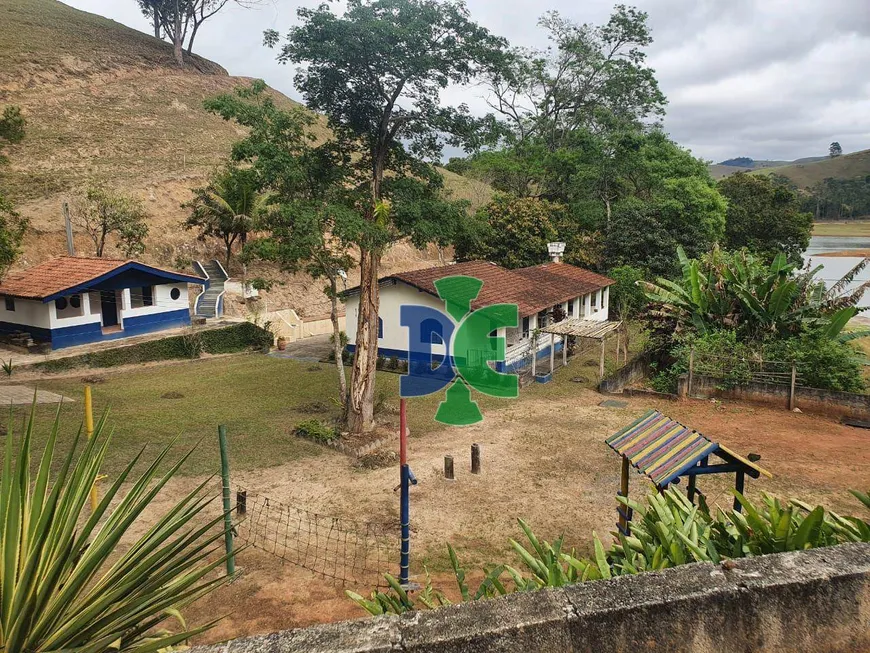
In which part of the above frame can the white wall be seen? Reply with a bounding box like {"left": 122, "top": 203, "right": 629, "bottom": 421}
{"left": 120, "top": 283, "right": 190, "bottom": 322}
{"left": 345, "top": 281, "right": 448, "bottom": 356}
{"left": 0, "top": 296, "right": 53, "bottom": 329}
{"left": 49, "top": 292, "right": 100, "bottom": 329}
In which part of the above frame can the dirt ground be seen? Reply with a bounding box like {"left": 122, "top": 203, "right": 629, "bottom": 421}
{"left": 137, "top": 387, "right": 870, "bottom": 645}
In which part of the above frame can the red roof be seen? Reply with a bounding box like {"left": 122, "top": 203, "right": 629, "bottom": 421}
{"left": 385, "top": 260, "right": 613, "bottom": 317}
{"left": 0, "top": 257, "right": 204, "bottom": 300}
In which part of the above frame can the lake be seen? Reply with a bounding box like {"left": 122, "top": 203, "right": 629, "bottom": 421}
{"left": 804, "top": 236, "right": 870, "bottom": 309}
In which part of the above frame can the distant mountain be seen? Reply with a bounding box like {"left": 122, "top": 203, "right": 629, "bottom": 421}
{"left": 753, "top": 149, "right": 870, "bottom": 189}
{"left": 711, "top": 153, "right": 846, "bottom": 182}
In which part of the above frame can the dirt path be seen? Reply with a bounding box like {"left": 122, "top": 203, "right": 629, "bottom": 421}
{"left": 129, "top": 391, "right": 870, "bottom": 644}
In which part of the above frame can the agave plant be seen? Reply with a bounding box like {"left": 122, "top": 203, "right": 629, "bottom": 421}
{"left": 641, "top": 246, "right": 867, "bottom": 341}
{"left": 0, "top": 406, "right": 230, "bottom": 652}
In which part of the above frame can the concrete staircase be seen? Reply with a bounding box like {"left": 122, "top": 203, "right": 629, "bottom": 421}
{"left": 194, "top": 260, "right": 229, "bottom": 318}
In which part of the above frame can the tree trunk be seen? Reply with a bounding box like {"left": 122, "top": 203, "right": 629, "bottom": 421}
{"left": 346, "top": 248, "right": 380, "bottom": 433}
{"left": 329, "top": 276, "right": 348, "bottom": 404}
{"left": 153, "top": 11, "right": 161, "bottom": 38}
{"left": 173, "top": 12, "right": 184, "bottom": 67}
{"left": 186, "top": 22, "right": 200, "bottom": 56}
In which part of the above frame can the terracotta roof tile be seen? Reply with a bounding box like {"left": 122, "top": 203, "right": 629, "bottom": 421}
{"left": 0, "top": 257, "right": 203, "bottom": 300}
{"left": 386, "top": 260, "right": 613, "bottom": 318}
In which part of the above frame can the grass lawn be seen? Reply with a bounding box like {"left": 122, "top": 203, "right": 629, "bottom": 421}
{"left": 812, "top": 221, "right": 870, "bottom": 237}
{"left": 18, "top": 332, "right": 635, "bottom": 477}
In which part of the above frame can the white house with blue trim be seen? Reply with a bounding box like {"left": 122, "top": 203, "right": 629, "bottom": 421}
{"left": 342, "top": 259, "right": 614, "bottom": 373}
{"left": 0, "top": 256, "right": 205, "bottom": 349}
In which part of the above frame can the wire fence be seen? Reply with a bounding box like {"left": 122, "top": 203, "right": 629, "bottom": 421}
{"left": 692, "top": 353, "right": 804, "bottom": 387}
{"left": 232, "top": 485, "right": 396, "bottom": 588}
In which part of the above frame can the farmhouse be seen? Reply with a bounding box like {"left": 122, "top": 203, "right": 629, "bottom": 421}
{"left": 343, "top": 260, "right": 614, "bottom": 372}
{"left": 0, "top": 257, "right": 205, "bottom": 350}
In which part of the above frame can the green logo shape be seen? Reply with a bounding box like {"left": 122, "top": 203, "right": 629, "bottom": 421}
{"left": 431, "top": 276, "right": 518, "bottom": 426}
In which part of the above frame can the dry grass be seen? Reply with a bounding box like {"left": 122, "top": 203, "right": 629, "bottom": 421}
{"left": 812, "top": 221, "right": 870, "bottom": 237}
{"left": 1, "top": 0, "right": 494, "bottom": 315}
{"left": 755, "top": 149, "right": 870, "bottom": 189}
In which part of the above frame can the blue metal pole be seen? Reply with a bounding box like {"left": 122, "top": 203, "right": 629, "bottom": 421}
{"left": 399, "top": 399, "right": 410, "bottom": 585}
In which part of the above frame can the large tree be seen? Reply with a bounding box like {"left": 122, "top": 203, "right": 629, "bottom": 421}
{"left": 137, "top": 0, "right": 261, "bottom": 66}
{"left": 719, "top": 172, "right": 813, "bottom": 264}
{"left": 205, "top": 81, "right": 364, "bottom": 403}
{"left": 265, "top": 0, "right": 508, "bottom": 432}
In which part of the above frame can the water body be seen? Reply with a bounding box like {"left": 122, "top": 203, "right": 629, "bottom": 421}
{"left": 804, "top": 236, "right": 870, "bottom": 309}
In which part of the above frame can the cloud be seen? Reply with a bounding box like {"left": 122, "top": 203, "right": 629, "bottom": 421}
{"left": 64, "top": 0, "right": 870, "bottom": 162}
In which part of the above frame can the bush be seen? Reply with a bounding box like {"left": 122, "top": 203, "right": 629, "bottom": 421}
{"left": 34, "top": 322, "right": 273, "bottom": 372}
{"left": 294, "top": 419, "right": 338, "bottom": 443}
{"left": 765, "top": 331, "right": 865, "bottom": 392}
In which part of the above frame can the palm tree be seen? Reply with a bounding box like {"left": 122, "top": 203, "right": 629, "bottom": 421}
{"left": 185, "top": 164, "right": 272, "bottom": 270}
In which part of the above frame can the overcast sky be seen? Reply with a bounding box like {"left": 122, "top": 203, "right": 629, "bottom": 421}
{"left": 66, "top": 0, "right": 870, "bottom": 163}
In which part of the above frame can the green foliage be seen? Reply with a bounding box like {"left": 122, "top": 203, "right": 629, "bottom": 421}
{"left": 69, "top": 184, "right": 149, "bottom": 258}
{"left": 0, "top": 194, "right": 28, "bottom": 280}
{"left": 184, "top": 162, "right": 272, "bottom": 267}
{"left": 348, "top": 488, "right": 870, "bottom": 615}
{"left": 765, "top": 331, "right": 865, "bottom": 392}
{"left": 803, "top": 175, "right": 870, "bottom": 221}
{"left": 1, "top": 358, "right": 13, "bottom": 377}
{"left": 608, "top": 265, "right": 647, "bottom": 320}
{"left": 719, "top": 172, "right": 813, "bottom": 264}
{"left": 455, "top": 194, "right": 560, "bottom": 268}
{"left": 294, "top": 419, "right": 337, "bottom": 443}
{"left": 0, "top": 406, "right": 228, "bottom": 651}
{"left": 0, "top": 105, "right": 26, "bottom": 164}
{"left": 641, "top": 246, "right": 862, "bottom": 341}
{"left": 33, "top": 322, "right": 272, "bottom": 372}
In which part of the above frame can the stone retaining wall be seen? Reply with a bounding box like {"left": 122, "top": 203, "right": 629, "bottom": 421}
{"left": 192, "top": 542, "right": 870, "bottom": 653}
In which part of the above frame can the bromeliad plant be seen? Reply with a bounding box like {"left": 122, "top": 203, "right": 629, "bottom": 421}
{"left": 348, "top": 487, "right": 870, "bottom": 616}
{"left": 0, "top": 406, "right": 230, "bottom": 653}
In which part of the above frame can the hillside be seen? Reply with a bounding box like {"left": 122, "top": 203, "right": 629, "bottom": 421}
{"left": 753, "top": 149, "right": 870, "bottom": 189}
{"left": 0, "top": 0, "right": 492, "bottom": 316}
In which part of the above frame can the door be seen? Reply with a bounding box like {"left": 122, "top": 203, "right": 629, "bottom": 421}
{"left": 100, "top": 290, "right": 118, "bottom": 327}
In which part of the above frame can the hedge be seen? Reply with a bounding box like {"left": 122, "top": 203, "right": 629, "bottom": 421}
{"left": 33, "top": 322, "right": 273, "bottom": 373}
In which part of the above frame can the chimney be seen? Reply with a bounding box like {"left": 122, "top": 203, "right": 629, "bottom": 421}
{"left": 547, "top": 242, "right": 566, "bottom": 264}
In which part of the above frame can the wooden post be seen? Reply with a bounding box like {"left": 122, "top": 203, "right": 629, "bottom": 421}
{"left": 236, "top": 490, "right": 247, "bottom": 515}
{"left": 687, "top": 347, "right": 695, "bottom": 397}
{"left": 550, "top": 332, "right": 555, "bottom": 374}
{"left": 789, "top": 364, "right": 797, "bottom": 411}
{"left": 618, "top": 454, "right": 630, "bottom": 531}
{"left": 733, "top": 470, "right": 745, "bottom": 513}
{"left": 531, "top": 339, "right": 537, "bottom": 377}
{"left": 471, "top": 443, "right": 481, "bottom": 475}
{"left": 615, "top": 330, "right": 621, "bottom": 366}
{"left": 599, "top": 338, "right": 606, "bottom": 381}
{"left": 562, "top": 335, "right": 568, "bottom": 367}
{"left": 686, "top": 472, "right": 697, "bottom": 502}
{"left": 218, "top": 425, "right": 236, "bottom": 576}
{"left": 399, "top": 399, "right": 411, "bottom": 585}
{"left": 84, "top": 386, "right": 99, "bottom": 513}
{"left": 444, "top": 455, "right": 454, "bottom": 480}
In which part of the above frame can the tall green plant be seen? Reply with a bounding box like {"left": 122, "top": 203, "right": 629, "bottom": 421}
{"left": 0, "top": 406, "right": 229, "bottom": 652}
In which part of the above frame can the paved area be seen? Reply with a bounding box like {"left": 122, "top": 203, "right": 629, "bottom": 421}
{"left": 0, "top": 385, "right": 72, "bottom": 404}
{"left": 269, "top": 334, "right": 333, "bottom": 362}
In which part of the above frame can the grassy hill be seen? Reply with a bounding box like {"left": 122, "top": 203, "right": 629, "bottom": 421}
{"left": 753, "top": 149, "right": 870, "bottom": 189}
{"left": 0, "top": 0, "right": 492, "bottom": 314}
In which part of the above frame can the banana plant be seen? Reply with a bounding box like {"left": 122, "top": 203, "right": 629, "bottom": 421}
{"left": 0, "top": 405, "right": 230, "bottom": 653}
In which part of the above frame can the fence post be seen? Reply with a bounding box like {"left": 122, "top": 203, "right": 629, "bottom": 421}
{"left": 471, "top": 443, "right": 481, "bottom": 475}
{"left": 789, "top": 364, "right": 797, "bottom": 411}
{"left": 399, "top": 399, "right": 411, "bottom": 586}
{"left": 687, "top": 347, "right": 695, "bottom": 397}
{"left": 218, "top": 425, "right": 236, "bottom": 576}
{"left": 444, "top": 455, "right": 454, "bottom": 480}
{"left": 84, "top": 386, "right": 99, "bottom": 513}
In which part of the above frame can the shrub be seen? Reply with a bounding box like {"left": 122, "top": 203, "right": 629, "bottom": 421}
{"left": 765, "top": 331, "right": 865, "bottom": 392}
{"left": 0, "top": 409, "right": 229, "bottom": 650}
{"left": 294, "top": 419, "right": 338, "bottom": 443}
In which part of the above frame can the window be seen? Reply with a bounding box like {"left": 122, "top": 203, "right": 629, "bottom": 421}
{"left": 591, "top": 290, "right": 599, "bottom": 310}
{"left": 56, "top": 297, "right": 68, "bottom": 311}
{"left": 538, "top": 310, "right": 548, "bottom": 328}
{"left": 132, "top": 286, "right": 156, "bottom": 308}
{"left": 567, "top": 300, "right": 574, "bottom": 317}
{"left": 4, "top": 297, "right": 14, "bottom": 312}
{"left": 142, "top": 286, "right": 154, "bottom": 307}
{"left": 522, "top": 316, "right": 530, "bottom": 339}
{"left": 55, "top": 295, "right": 83, "bottom": 319}
{"left": 70, "top": 295, "right": 81, "bottom": 309}
{"left": 170, "top": 287, "right": 181, "bottom": 301}
{"left": 378, "top": 317, "right": 384, "bottom": 339}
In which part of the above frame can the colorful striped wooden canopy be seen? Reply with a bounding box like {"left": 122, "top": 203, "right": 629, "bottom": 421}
{"left": 606, "top": 410, "right": 720, "bottom": 487}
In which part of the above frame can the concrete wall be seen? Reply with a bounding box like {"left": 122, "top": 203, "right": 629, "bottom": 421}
{"left": 599, "top": 351, "right": 652, "bottom": 394}
{"left": 192, "top": 543, "right": 870, "bottom": 653}
{"left": 686, "top": 373, "right": 870, "bottom": 421}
